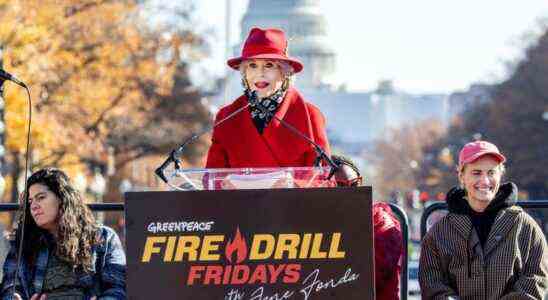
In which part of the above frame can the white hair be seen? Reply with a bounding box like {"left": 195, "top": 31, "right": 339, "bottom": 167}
{"left": 276, "top": 60, "right": 295, "bottom": 77}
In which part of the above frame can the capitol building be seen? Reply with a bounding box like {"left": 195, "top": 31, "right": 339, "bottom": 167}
{"left": 217, "top": 0, "right": 450, "bottom": 155}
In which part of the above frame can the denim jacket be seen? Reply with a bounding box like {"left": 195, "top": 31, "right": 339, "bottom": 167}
{"left": 0, "top": 226, "right": 126, "bottom": 300}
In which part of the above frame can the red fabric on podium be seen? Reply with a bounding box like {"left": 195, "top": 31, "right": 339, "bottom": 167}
{"left": 373, "top": 202, "right": 403, "bottom": 300}
{"left": 206, "top": 87, "right": 330, "bottom": 168}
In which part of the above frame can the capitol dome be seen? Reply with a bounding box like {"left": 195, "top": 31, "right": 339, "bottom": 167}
{"left": 239, "top": 0, "right": 336, "bottom": 89}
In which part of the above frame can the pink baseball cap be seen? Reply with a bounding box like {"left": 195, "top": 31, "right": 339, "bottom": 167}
{"left": 458, "top": 141, "right": 506, "bottom": 169}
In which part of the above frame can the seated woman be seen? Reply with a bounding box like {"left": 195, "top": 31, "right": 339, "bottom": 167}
{"left": 206, "top": 27, "right": 331, "bottom": 168}
{"left": 0, "top": 168, "right": 126, "bottom": 300}
{"left": 420, "top": 141, "right": 547, "bottom": 299}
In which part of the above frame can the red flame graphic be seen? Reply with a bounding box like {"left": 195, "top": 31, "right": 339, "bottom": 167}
{"left": 225, "top": 227, "right": 248, "bottom": 264}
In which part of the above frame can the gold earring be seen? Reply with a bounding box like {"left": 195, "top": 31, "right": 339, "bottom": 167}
{"left": 241, "top": 78, "right": 250, "bottom": 90}
{"left": 282, "top": 78, "right": 290, "bottom": 91}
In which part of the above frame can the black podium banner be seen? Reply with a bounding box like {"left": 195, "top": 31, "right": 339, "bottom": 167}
{"left": 125, "top": 187, "right": 374, "bottom": 300}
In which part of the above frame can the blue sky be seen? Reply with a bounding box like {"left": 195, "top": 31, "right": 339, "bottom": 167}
{"left": 195, "top": 0, "right": 548, "bottom": 94}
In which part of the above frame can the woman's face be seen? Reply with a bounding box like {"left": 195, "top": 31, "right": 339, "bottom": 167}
{"left": 458, "top": 155, "right": 503, "bottom": 212}
{"left": 28, "top": 183, "right": 60, "bottom": 234}
{"left": 243, "top": 59, "right": 284, "bottom": 98}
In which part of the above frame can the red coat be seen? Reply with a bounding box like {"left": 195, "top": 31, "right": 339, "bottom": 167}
{"left": 373, "top": 202, "right": 403, "bottom": 300}
{"left": 206, "top": 87, "right": 331, "bottom": 168}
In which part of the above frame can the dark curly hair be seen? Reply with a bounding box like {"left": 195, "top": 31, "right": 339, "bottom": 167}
{"left": 331, "top": 155, "right": 361, "bottom": 177}
{"left": 16, "top": 168, "right": 100, "bottom": 272}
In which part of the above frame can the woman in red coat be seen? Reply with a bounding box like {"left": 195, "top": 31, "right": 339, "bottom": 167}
{"left": 205, "top": 27, "right": 331, "bottom": 168}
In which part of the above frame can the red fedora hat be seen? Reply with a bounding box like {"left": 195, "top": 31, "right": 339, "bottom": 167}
{"left": 227, "top": 27, "right": 303, "bottom": 73}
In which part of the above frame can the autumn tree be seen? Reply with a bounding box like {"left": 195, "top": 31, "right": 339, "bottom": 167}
{"left": 0, "top": 1, "right": 212, "bottom": 201}
{"left": 439, "top": 27, "right": 548, "bottom": 199}
{"left": 370, "top": 119, "right": 447, "bottom": 202}
{"left": 373, "top": 25, "right": 548, "bottom": 201}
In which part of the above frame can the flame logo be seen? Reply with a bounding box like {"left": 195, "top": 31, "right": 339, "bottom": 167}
{"left": 225, "top": 227, "right": 248, "bottom": 264}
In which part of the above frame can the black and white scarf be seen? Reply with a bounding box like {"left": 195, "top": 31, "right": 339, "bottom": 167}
{"left": 245, "top": 88, "right": 285, "bottom": 134}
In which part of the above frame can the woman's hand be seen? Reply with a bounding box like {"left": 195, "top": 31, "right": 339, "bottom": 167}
{"left": 30, "top": 293, "right": 47, "bottom": 300}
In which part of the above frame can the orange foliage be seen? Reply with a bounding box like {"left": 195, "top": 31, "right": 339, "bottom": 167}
{"left": 0, "top": 0, "right": 208, "bottom": 200}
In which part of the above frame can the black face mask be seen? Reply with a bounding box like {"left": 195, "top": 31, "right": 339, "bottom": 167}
{"left": 245, "top": 88, "right": 285, "bottom": 134}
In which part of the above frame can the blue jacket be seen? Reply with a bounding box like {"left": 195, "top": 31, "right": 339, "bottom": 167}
{"left": 0, "top": 226, "right": 126, "bottom": 300}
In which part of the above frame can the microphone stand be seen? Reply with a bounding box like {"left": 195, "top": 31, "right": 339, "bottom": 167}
{"left": 155, "top": 103, "right": 251, "bottom": 183}
{"left": 155, "top": 91, "right": 339, "bottom": 184}
{"left": 2, "top": 73, "right": 33, "bottom": 299}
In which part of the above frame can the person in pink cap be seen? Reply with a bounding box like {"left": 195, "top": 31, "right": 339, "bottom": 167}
{"left": 419, "top": 141, "right": 548, "bottom": 299}
{"left": 205, "top": 27, "right": 331, "bottom": 168}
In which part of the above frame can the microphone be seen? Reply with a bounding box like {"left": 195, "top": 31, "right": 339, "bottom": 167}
{"left": 155, "top": 102, "right": 252, "bottom": 183}
{"left": 0, "top": 69, "right": 27, "bottom": 88}
{"left": 247, "top": 91, "right": 339, "bottom": 175}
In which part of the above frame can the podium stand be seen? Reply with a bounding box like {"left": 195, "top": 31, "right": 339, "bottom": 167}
{"left": 126, "top": 167, "right": 374, "bottom": 299}
{"left": 162, "top": 166, "right": 337, "bottom": 191}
